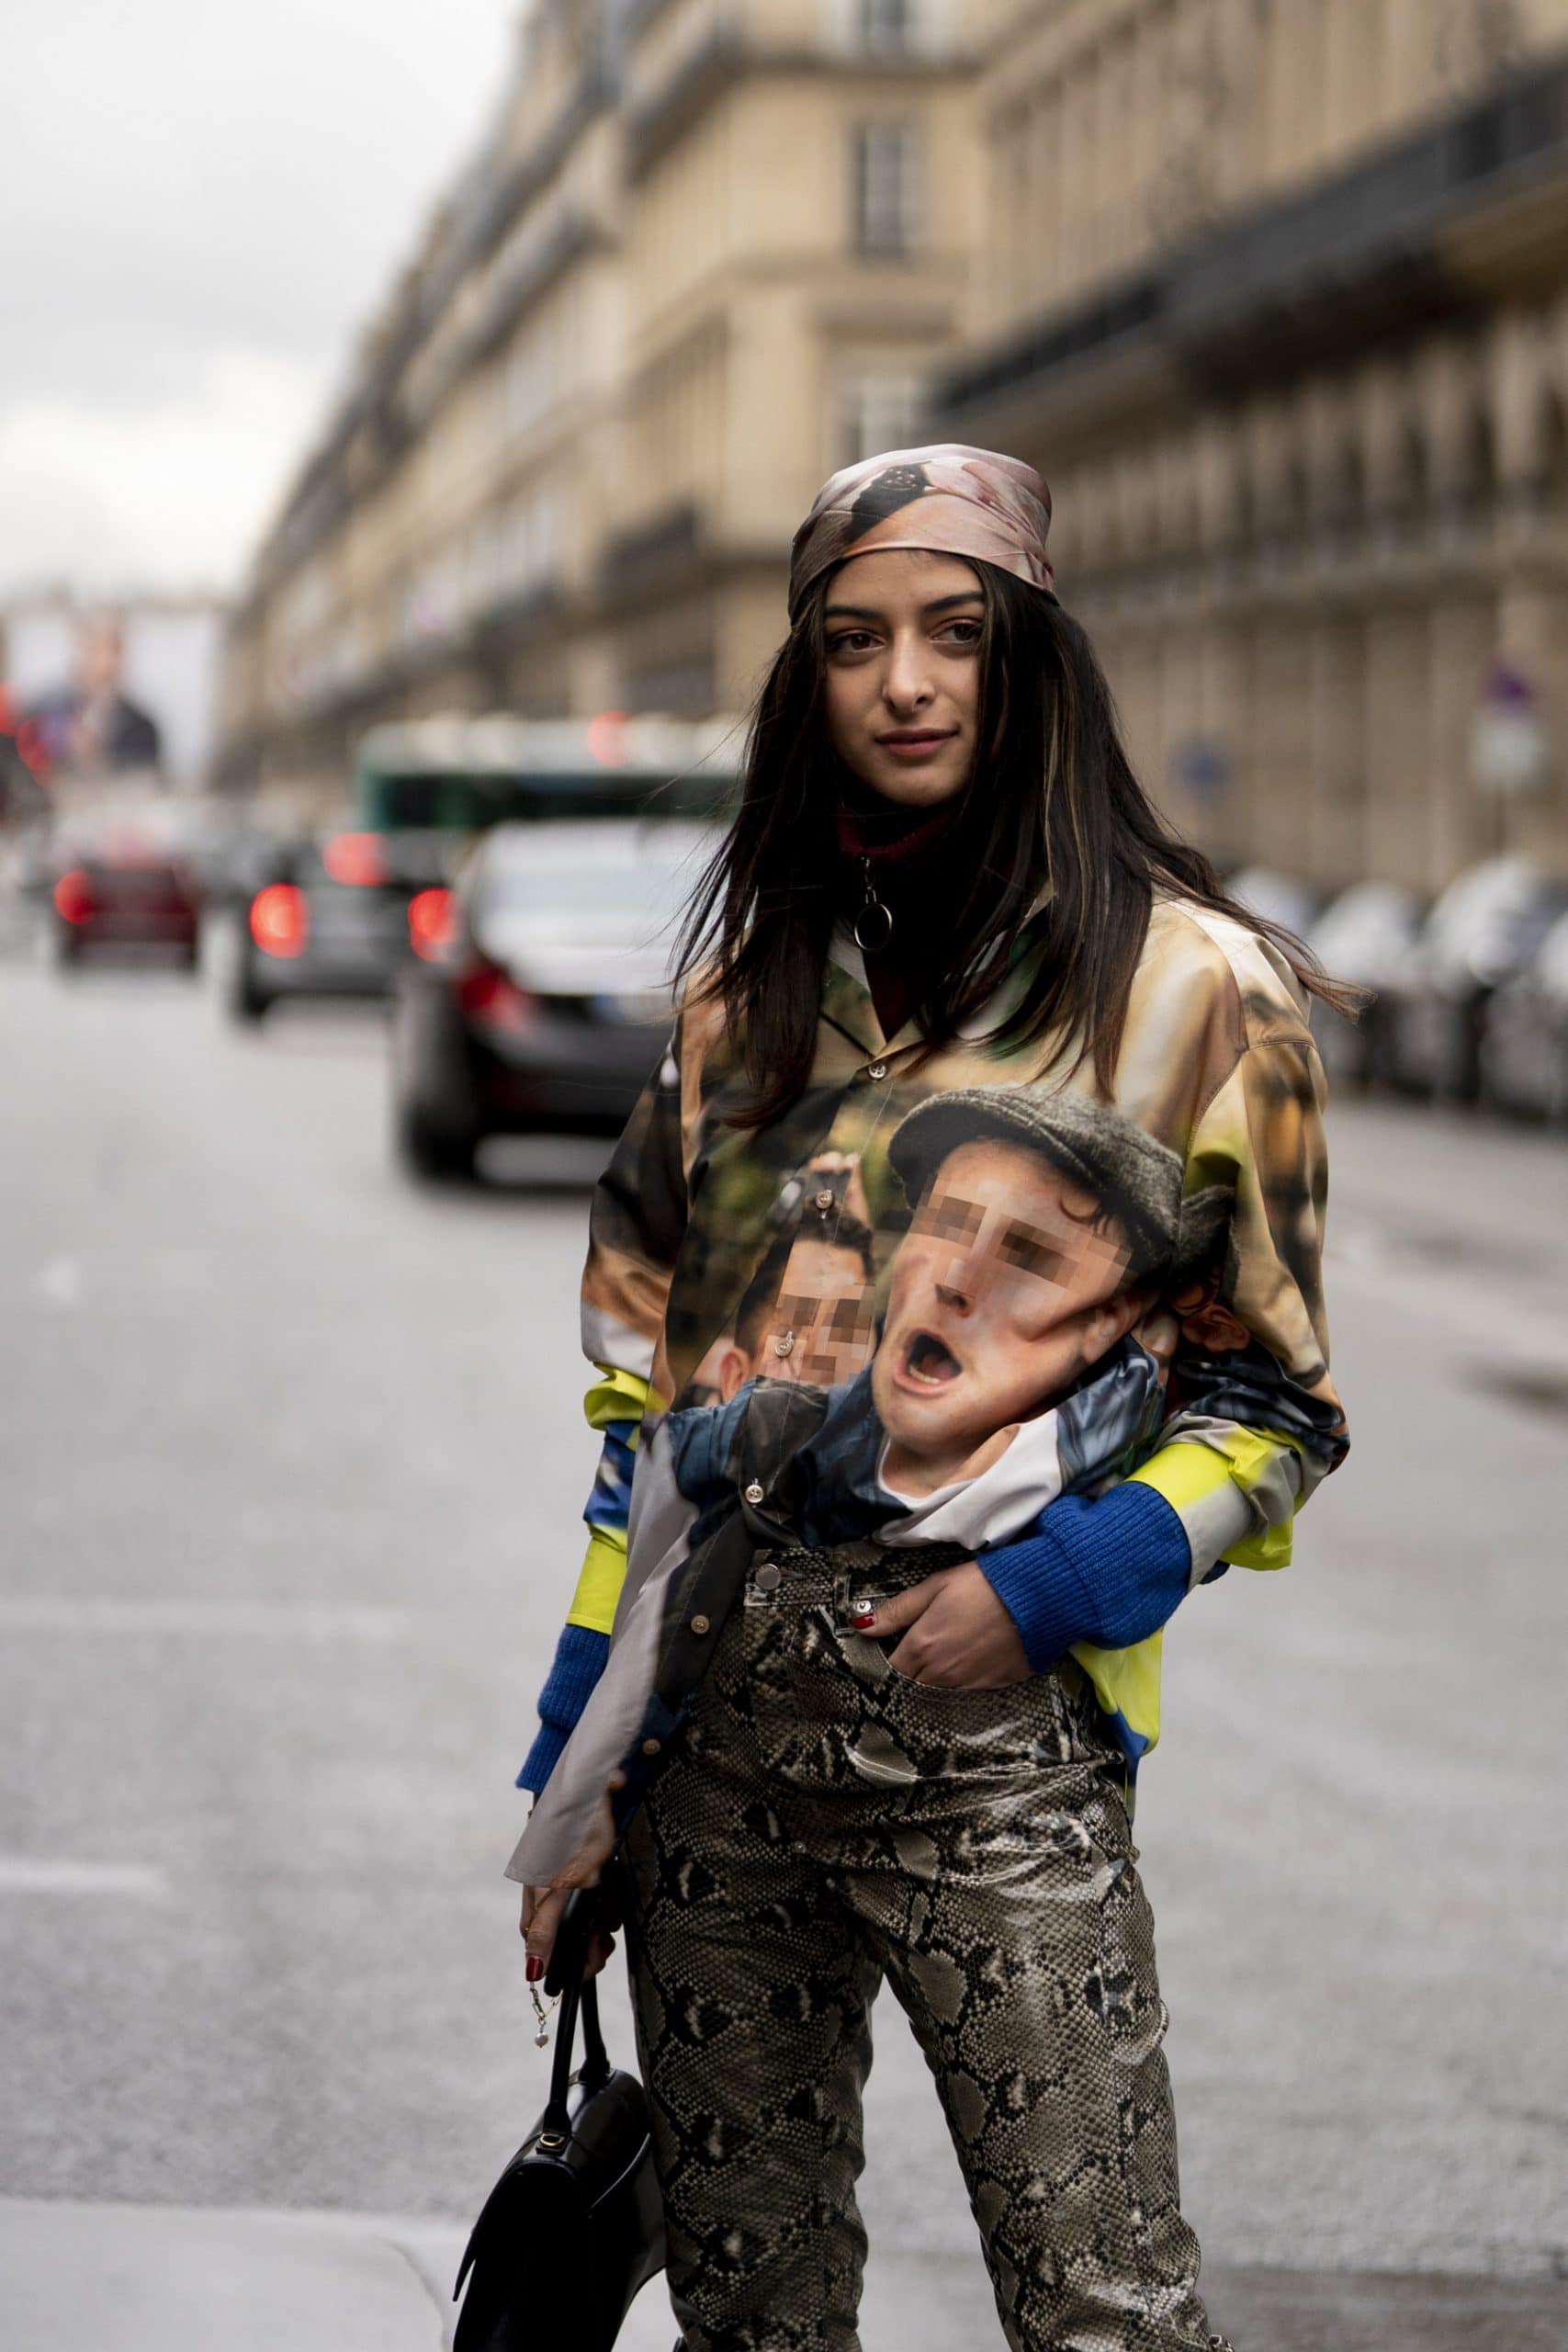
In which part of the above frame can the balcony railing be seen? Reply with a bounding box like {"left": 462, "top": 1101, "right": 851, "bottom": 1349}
{"left": 942, "top": 54, "right": 1568, "bottom": 419}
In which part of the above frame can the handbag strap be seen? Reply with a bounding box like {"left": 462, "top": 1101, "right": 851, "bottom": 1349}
{"left": 537, "top": 1895, "right": 614, "bottom": 2143}
{"left": 540, "top": 1966, "right": 583, "bottom": 2144}
{"left": 578, "top": 1974, "right": 611, "bottom": 2089}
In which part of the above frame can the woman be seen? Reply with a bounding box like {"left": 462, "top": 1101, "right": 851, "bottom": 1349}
{"left": 510, "top": 445, "right": 1350, "bottom": 2351}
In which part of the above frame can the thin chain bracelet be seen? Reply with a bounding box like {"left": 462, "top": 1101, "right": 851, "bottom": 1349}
{"left": 529, "top": 1980, "right": 561, "bottom": 2048}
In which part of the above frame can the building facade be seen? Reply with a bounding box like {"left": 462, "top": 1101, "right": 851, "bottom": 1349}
{"left": 940, "top": 0, "right": 1568, "bottom": 889}
{"left": 218, "top": 0, "right": 980, "bottom": 796}
{"left": 223, "top": 0, "right": 1568, "bottom": 892}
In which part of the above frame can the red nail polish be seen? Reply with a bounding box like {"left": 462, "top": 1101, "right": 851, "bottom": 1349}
{"left": 852, "top": 1609, "right": 876, "bottom": 1629}
{"left": 525, "top": 1955, "right": 543, "bottom": 1983}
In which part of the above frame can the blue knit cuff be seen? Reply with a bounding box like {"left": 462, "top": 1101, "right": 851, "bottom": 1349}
{"left": 978, "top": 1484, "right": 1193, "bottom": 1672}
{"left": 517, "top": 1715, "right": 572, "bottom": 1796}
{"left": 516, "top": 1623, "right": 610, "bottom": 1793}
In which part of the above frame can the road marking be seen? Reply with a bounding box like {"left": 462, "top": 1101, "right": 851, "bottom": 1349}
{"left": 0, "top": 1859, "right": 167, "bottom": 1899}
{"left": 0, "top": 1599, "right": 425, "bottom": 1643}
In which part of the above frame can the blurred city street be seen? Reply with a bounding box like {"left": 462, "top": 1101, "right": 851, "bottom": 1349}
{"left": 2, "top": 945, "right": 1565, "bottom": 2349}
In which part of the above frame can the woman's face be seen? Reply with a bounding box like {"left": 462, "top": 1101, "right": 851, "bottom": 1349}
{"left": 820, "top": 548, "right": 984, "bottom": 808}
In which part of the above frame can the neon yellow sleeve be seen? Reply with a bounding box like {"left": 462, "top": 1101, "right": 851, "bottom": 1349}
{"left": 562, "top": 1364, "right": 660, "bottom": 1636}
{"left": 564, "top": 1524, "right": 630, "bottom": 1635}
{"left": 1130, "top": 1429, "right": 1303, "bottom": 1574}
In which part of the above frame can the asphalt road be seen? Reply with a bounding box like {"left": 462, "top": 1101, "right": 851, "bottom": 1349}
{"left": 2, "top": 945, "right": 1565, "bottom": 2341}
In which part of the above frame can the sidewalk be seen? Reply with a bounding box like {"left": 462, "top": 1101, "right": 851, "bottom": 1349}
{"left": 1, "top": 2199, "right": 1564, "bottom": 2352}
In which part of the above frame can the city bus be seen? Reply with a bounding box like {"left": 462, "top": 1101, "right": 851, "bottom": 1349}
{"left": 352, "top": 710, "right": 743, "bottom": 835}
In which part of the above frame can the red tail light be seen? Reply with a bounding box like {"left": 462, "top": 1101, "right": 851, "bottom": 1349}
{"left": 18, "top": 718, "right": 51, "bottom": 778}
{"left": 250, "top": 883, "right": 309, "bottom": 958}
{"left": 586, "top": 707, "right": 630, "bottom": 766}
{"left": 322, "top": 831, "right": 387, "bottom": 887}
{"left": 407, "top": 887, "right": 454, "bottom": 960}
{"left": 456, "top": 958, "right": 535, "bottom": 1029}
{"left": 53, "top": 868, "right": 95, "bottom": 925}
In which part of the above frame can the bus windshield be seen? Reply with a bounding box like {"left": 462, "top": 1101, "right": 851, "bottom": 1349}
{"left": 353, "top": 714, "right": 741, "bottom": 834}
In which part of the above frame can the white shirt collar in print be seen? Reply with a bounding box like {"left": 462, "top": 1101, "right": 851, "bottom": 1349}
{"left": 874, "top": 1408, "right": 1069, "bottom": 1551}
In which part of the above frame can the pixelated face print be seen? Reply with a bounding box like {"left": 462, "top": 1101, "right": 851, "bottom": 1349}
{"left": 752, "top": 1234, "right": 876, "bottom": 1392}
{"left": 872, "top": 1137, "right": 1147, "bottom": 1493}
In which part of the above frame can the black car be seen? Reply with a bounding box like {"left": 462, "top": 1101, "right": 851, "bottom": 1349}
{"left": 389, "top": 818, "right": 714, "bottom": 1179}
{"left": 1382, "top": 856, "right": 1568, "bottom": 1101}
{"left": 51, "top": 835, "right": 201, "bottom": 968}
{"left": 1478, "top": 908, "right": 1568, "bottom": 1121}
{"left": 230, "top": 831, "right": 453, "bottom": 1021}
{"left": 189, "top": 825, "right": 293, "bottom": 913}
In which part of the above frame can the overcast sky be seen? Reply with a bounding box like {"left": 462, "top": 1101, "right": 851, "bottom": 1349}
{"left": 1, "top": 1, "right": 519, "bottom": 601}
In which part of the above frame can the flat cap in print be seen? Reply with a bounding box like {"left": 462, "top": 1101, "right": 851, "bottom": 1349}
{"left": 886, "top": 1086, "right": 1183, "bottom": 1287}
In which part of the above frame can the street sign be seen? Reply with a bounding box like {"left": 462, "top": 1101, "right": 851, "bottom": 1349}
{"left": 1170, "top": 735, "right": 1233, "bottom": 799}
{"left": 1471, "top": 662, "right": 1551, "bottom": 797}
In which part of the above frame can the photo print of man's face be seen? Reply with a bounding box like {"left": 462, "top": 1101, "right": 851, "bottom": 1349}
{"left": 872, "top": 1134, "right": 1153, "bottom": 1494}
{"left": 752, "top": 1230, "right": 877, "bottom": 1391}
{"left": 680, "top": 1192, "right": 880, "bottom": 1408}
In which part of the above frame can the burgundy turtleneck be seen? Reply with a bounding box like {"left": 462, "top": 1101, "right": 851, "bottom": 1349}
{"left": 833, "top": 788, "right": 965, "bottom": 1042}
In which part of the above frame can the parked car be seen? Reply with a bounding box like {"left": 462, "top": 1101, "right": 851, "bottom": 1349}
{"left": 190, "top": 826, "right": 291, "bottom": 912}
{"left": 1478, "top": 907, "right": 1568, "bottom": 1121}
{"left": 1307, "top": 879, "right": 1425, "bottom": 1089}
{"left": 50, "top": 829, "right": 201, "bottom": 968}
{"left": 1224, "top": 865, "right": 1324, "bottom": 941}
{"left": 389, "top": 818, "right": 714, "bottom": 1179}
{"left": 1382, "top": 855, "right": 1568, "bottom": 1101}
{"left": 230, "top": 831, "right": 453, "bottom": 1021}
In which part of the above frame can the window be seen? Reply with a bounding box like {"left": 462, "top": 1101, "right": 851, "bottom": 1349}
{"left": 850, "top": 121, "right": 920, "bottom": 257}
{"left": 837, "top": 371, "right": 923, "bottom": 468}
{"left": 464, "top": 517, "right": 505, "bottom": 616}
{"left": 855, "top": 0, "right": 911, "bottom": 52}
{"left": 504, "top": 311, "right": 562, "bottom": 442}
{"left": 498, "top": 483, "right": 564, "bottom": 599}
{"left": 400, "top": 551, "right": 462, "bottom": 649}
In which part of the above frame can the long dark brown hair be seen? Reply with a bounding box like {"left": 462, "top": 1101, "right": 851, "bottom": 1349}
{"left": 676, "top": 560, "right": 1358, "bottom": 1128}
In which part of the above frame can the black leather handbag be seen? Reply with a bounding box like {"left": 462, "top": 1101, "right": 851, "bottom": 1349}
{"left": 453, "top": 1888, "right": 666, "bottom": 2351}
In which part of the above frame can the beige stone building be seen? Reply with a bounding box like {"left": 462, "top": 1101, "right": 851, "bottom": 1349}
{"left": 939, "top": 0, "right": 1568, "bottom": 888}
{"left": 222, "top": 0, "right": 1568, "bottom": 892}
{"left": 219, "top": 0, "right": 981, "bottom": 794}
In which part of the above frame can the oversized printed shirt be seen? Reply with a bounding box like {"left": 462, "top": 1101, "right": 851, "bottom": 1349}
{"left": 507, "top": 893, "right": 1348, "bottom": 1889}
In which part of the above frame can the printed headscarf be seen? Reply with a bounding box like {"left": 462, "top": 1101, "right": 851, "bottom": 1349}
{"left": 787, "top": 442, "right": 1054, "bottom": 620}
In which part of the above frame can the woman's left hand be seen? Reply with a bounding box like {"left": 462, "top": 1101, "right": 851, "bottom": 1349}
{"left": 519, "top": 1770, "right": 626, "bottom": 1980}
{"left": 857, "top": 1564, "right": 1031, "bottom": 1688}
{"left": 522, "top": 1877, "right": 621, "bottom": 1982}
